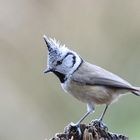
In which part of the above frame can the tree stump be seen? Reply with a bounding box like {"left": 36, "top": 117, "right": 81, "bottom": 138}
{"left": 49, "top": 120, "right": 128, "bottom": 140}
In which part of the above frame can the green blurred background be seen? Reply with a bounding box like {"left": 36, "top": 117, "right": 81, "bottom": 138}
{"left": 0, "top": 0, "right": 140, "bottom": 140}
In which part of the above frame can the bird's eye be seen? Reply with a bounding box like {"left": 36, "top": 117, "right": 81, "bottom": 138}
{"left": 56, "top": 60, "right": 62, "bottom": 65}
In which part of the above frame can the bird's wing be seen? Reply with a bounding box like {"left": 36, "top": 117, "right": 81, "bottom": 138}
{"left": 72, "top": 62, "right": 136, "bottom": 91}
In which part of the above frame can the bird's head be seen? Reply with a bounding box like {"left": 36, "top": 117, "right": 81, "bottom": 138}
{"left": 43, "top": 35, "right": 82, "bottom": 82}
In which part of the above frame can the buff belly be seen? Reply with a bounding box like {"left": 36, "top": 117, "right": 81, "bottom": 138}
{"left": 61, "top": 79, "right": 123, "bottom": 105}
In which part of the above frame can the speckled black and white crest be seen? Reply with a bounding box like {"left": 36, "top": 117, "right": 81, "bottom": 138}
{"left": 43, "top": 35, "right": 82, "bottom": 77}
{"left": 43, "top": 35, "right": 70, "bottom": 69}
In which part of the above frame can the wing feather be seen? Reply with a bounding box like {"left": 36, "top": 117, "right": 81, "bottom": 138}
{"left": 72, "top": 62, "right": 136, "bottom": 91}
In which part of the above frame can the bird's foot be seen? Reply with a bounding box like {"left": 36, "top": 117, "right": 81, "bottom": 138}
{"left": 64, "top": 122, "right": 82, "bottom": 139}
{"left": 90, "top": 119, "right": 108, "bottom": 131}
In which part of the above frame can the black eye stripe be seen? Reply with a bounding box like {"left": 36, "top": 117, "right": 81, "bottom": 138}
{"left": 56, "top": 52, "right": 73, "bottom": 66}
{"left": 62, "top": 52, "right": 73, "bottom": 61}
{"left": 72, "top": 55, "right": 76, "bottom": 67}
{"left": 56, "top": 52, "right": 76, "bottom": 67}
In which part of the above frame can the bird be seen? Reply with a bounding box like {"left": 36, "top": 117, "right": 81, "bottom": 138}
{"left": 43, "top": 35, "right": 140, "bottom": 127}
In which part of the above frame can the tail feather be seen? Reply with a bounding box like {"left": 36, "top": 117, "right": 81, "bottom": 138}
{"left": 132, "top": 87, "right": 140, "bottom": 96}
{"left": 132, "top": 91, "right": 140, "bottom": 96}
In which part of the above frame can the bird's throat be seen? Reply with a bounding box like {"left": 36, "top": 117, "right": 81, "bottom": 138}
{"left": 53, "top": 71, "right": 66, "bottom": 83}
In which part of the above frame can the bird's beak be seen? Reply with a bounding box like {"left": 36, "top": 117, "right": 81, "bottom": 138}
{"left": 44, "top": 68, "right": 53, "bottom": 74}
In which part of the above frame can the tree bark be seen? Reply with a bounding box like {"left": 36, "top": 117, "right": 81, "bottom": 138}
{"left": 49, "top": 120, "right": 128, "bottom": 140}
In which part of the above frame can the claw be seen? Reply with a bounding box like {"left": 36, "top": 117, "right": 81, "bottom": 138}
{"left": 64, "top": 122, "right": 82, "bottom": 139}
{"left": 69, "top": 122, "right": 82, "bottom": 136}
{"left": 91, "top": 119, "right": 108, "bottom": 131}
{"left": 98, "top": 121, "right": 108, "bottom": 130}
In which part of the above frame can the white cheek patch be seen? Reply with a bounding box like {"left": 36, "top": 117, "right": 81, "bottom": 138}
{"left": 63, "top": 55, "right": 74, "bottom": 68}
{"left": 65, "top": 62, "right": 73, "bottom": 67}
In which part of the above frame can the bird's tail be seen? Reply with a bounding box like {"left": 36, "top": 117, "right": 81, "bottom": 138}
{"left": 132, "top": 87, "right": 140, "bottom": 96}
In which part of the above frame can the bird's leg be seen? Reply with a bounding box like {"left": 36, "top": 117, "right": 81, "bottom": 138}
{"left": 94, "top": 105, "right": 109, "bottom": 130}
{"left": 98, "top": 104, "right": 109, "bottom": 122}
{"left": 70, "top": 103, "right": 95, "bottom": 127}
{"left": 69, "top": 103, "right": 95, "bottom": 137}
